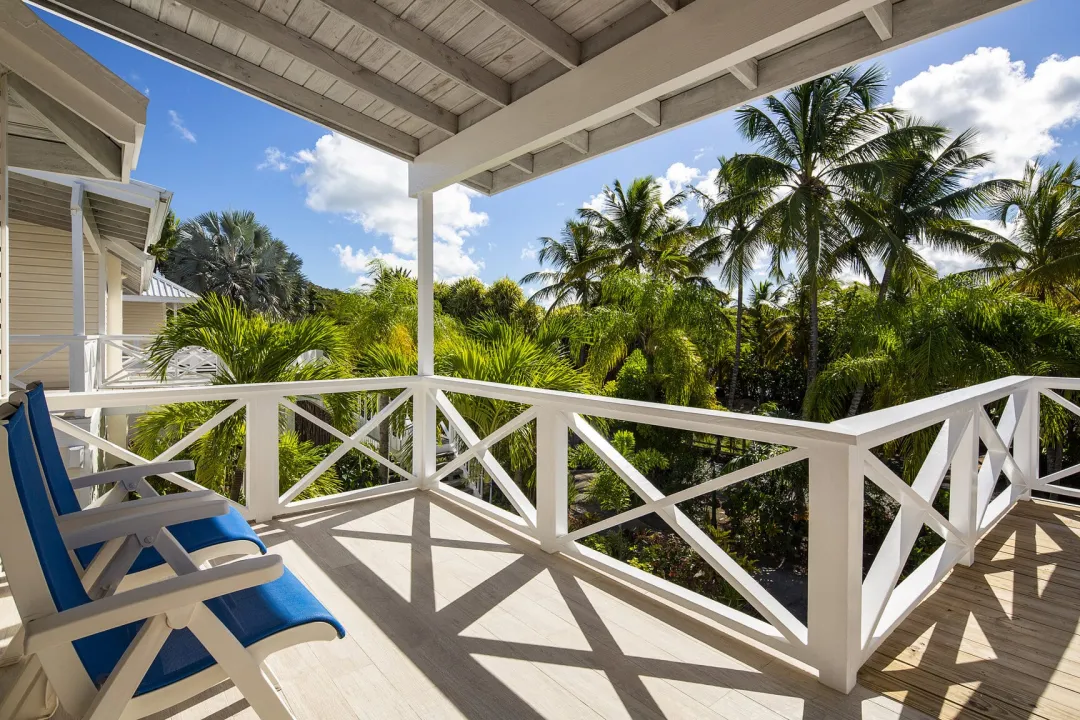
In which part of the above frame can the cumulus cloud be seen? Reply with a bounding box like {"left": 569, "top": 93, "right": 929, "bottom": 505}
{"left": 291, "top": 133, "right": 487, "bottom": 283}
{"left": 892, "top": 47, "right": 1080, "bottom": 179}
{"left": 258, "top": 147, "right": 292, "bottom": 171}
{"left": 520, "top": 242, "right": 537, "bottom": 260}
{"left": 582, "top": 162, "right": 704, "bottom": 220}
{"left": 168, "top": 110, "right": 196, "bottom": 143}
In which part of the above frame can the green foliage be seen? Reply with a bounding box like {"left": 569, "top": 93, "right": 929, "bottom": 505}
{"left": 570, "top": 430, "right": 668, "bottom": 512}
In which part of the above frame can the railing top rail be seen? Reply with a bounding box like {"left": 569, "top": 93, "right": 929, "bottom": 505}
{"left": 426, "top": 375, "right": 859, "bottom": 446}
{"left": 44, "top": 375, "right": 417, "bottom": 411}
{"left": 830, "top": 375, "right": 1032, "bottom": 446}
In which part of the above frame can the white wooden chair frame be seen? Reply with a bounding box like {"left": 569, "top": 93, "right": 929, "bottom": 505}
{"left": 0, "top": 402, "right": 338, "bottom": 720}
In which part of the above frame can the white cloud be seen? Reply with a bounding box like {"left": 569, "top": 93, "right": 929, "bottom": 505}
{"left": 892, "top": 47, "right": 1080, "bottom": 179}
{"left": 293, "top": 133, "right": 487, "bottom": 282}
{"left": 582, "top": 162, "right": 703, "bottom": 221}
{"left": 258, "top": 147, "right": 292, "bottom": 171}
{"left": 521, "top": 242, "right": 537, "bottom": 260}
{"left": 168, "top": 110, "right": 196, "bottom": 143}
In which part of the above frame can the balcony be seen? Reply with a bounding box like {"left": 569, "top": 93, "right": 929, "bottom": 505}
{"left": 1, "top": 373, "right": 1077, "bottom": 718}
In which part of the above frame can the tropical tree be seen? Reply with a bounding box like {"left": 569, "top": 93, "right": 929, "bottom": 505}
{"left": 164, "top": 210, "right": 310, "bottom": 318}
{"left": 695, "top": 157, "right": 779, "bottom": 407}
{"left": 732, "top": 65, "right": 923, "bottom": 392}
{"left": 978, "top": 159, "right": 1080, "bottom": 305}
{"left": 521, "top": 220, "right": 611, "bottom": 309}
{"left": 133, "top": 294, "right": 354, "bottom": 501}
{"left": 579, "top": 177, "right": 703, "bottom": 281}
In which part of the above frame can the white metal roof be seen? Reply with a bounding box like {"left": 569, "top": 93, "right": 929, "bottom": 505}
{"left": 124, "top": 273, "right": 200, "bottom": 303}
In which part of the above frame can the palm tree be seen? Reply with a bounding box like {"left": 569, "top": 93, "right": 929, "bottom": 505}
{"left": 134, "top": 294, "right": 354, "bottom": 501}
{"left": 164, "top": 210, "right": 309, "bottom": 318}
{"left": 978, "top": 159, "right": 1080, "bottom": 305}
{"left": 579, "top": 177, "right": 700, "bottom": 278}
{"left": 732, "top": 65, "right": 926, "bottom": 393}
{"left": 835, "top": 124, "right": 1008, "bottom": 414}
{"left": 695, "top": 157, "right": 778, "bottom": 407}
{"left": 521, "top": 220, "right": 611, "bottom": 309}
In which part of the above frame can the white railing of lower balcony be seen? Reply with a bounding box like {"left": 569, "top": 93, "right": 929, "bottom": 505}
{"left": 41, "top": 374, "right": 1080, "bottom": 693}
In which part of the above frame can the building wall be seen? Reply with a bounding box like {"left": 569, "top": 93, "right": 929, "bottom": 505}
{"left": 10, "top": 220, "right": 101, "bottom": 390}
{"left": 122, "top": 301, "right": 166, "bottom": 335}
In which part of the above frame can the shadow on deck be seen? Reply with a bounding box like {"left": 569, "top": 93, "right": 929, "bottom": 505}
{"left": 861, "top": 499, "right": 1080, "bottom": 720}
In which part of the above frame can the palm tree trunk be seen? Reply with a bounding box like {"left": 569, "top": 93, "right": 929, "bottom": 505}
{"left": 727, "top": 283, "right": 744, "bottom": 409}
{"left": 229, "top": 465, "right": 244, "bottom": 503}
{"left": 378, "top": 393, "right": 390, "bottom": 483}
{"left": 846, "top": 257, "right": 897, "bottom": 417}
{"left": 806, "top": 212, "right": 821, "bottom": 396}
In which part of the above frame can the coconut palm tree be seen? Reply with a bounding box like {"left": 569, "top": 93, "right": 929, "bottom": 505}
{"left": 134, "top": 294, "right": 354, "bottom": 501}
{"left": 164, "top": 210, "right": 309, "bottom": 318}
{"left": 579, "top": 177, "right": 700, "bottom": 277}
{"left": 978, "top": 159, "right": 1080, "bottom": 305}
{"left": 732, "top": 65, "right": 930, "bottom": 393}
{"left": 521, "top": 220, "right": 611, "bottom": 309}
{"left": 834, "top": 124, "right": 1009, "bottom": 414}
{"left": 695, "top": 157, "right": 779, "bottom": 407}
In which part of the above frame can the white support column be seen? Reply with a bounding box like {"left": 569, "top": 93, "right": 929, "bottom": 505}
{"left": 1014, "top": 386, "right": 1039, "bottom": 501}
{"left": 96, "top": 258, "right": 106, "bottom": 389}
{"left": 246, "top": 395, "right": 280, "bottom": 522}
{"left": 807, "top": 442, "right": 862, "bottom": 693}
{"left": 414, "top": 192, "right": 437, "bottom": 489}
{"left": 948, "top": 407, "right": 979, "bottom": 566}
{"left": 69, "top": 184, "right": 86, "bottom": 393}
{"left": 0, "top": 73, "right": 10, "bottom": 396}
{"left": 535, "top": 407, "right": 568, "bottom": 552}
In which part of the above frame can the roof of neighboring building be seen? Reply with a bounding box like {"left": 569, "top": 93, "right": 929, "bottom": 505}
{"left": 124, "top": 273, "right": 200, "bottom": 303}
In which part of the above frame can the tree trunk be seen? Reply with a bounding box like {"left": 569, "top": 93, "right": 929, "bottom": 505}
{"left": 229, "top": 465, "right": 244, "bottom": 503}
{"left": 378, "top": 393, "right": 390, "bottom": 483}
{"left": 807, "top": 279, "right": 819, "bottom": 391}
{"left": 727, "top": 283, "right": 744, "bottom": 409}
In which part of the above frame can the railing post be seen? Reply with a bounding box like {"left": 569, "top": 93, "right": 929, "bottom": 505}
{"left": 1014, "top": 383, "right": 1040, "bottom": 501}
{"left": 948, "top": 407, "right": 979, "bottom": 566}
{"left": 807, "top": 441, "right": 862, "bottom": 693}
{"left": 535, "top": 407, "right": 568, "bottom": 552}
{"left": 246, "top": 396, "right": 280, "bottom": 522}
{"left": 413, "top": 381, "right": 437, "bottom": 490}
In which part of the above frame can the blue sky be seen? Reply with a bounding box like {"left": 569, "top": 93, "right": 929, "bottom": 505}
{"left": 37, "top": 0, "right": 1080, "bottom": 289}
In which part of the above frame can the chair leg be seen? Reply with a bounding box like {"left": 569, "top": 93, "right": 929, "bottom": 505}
{"left": 261, "top": 662, "right": 282, "bottom": 692}
{"left": 85, "top": 615, "right": 171, "bottom": 720}
{"left": 187, "top": 607, "right": 294, "bottom": 720}
{"left": 0, "top": 627, "right": 24, "bottom": 668}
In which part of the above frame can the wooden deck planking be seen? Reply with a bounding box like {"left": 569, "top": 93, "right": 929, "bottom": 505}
{"left": 0, "top": 490, "right": 927, "bottom": 720}
{"left": 861, "top": 499, "right": 1080, "bottom": 720}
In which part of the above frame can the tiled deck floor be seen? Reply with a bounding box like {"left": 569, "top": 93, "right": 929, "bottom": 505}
{"left": 1, "top": 491, "right": 931, "bottom": 719}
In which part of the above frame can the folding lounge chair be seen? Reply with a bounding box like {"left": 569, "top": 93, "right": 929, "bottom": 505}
{"left": 22, "top": 382, "right": 267, "bottom": 593}
{"left": 0, "top": 400, "right": 346, "bottom": 720}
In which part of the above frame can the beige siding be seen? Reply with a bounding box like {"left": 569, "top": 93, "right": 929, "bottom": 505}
{"left": 122, "top": 301, "right": 166, "bottom": 335}
{"left": 10, "top": 220, "right": 101, "bottom": 390}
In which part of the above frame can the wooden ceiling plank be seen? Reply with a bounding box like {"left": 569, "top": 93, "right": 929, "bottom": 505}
{"left": 319, "top": 0, "right": 510, "bottom": 106}
{"left": 470, "top": 0, "right": 580, "bottom": 68}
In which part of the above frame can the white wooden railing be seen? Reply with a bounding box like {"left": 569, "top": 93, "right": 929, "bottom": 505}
{"left": 10, "top": 334, "right": 219, "bottom": 390}
{"left": 42, "top": 374, "right": 1080, "bottom": 693}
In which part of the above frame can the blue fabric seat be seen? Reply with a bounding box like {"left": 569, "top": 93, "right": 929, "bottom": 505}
{"left": 24, "top": 384, "right": 267, "bottom": 573}
{"left": 4, "top": 404, "right": 346, "bottom": 697}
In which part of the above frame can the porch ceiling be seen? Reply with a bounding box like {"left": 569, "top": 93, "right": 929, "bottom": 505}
{"left": 27, "top": 0, "right": 1032, "bottom": 197}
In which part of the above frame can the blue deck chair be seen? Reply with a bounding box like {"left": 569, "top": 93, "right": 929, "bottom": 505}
{"left": 0, "top": 400, "right": 345, "bottom": 720}
{"left": 22, "top": 382, "right": 266, "bottom": 594}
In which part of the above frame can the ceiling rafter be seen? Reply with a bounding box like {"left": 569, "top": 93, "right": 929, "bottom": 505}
{"left": 469, "top": 0, "right": 581, "bottom": 69}
{"left": 175, "top": 0, "right": 458, "bottom": 136}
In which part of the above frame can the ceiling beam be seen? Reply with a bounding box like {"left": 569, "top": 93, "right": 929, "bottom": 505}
{"left": 469, "top": 0, "right": 580, "bottom": 69}
{"left": 7, "top": 73, "right": 123, "bottom": 180}
{"left": 35, "top": 0, "right": 419, "bottom": 159}
{"left": 485, "top": 0, "right": 1033, "bottom": 194}
{"left": 562, "top": 130, "right": 589, "bottom": 154}
{"left": 318, "top": 0, "right": 510, "bottom": 107}
{"left": 649, "top": 0, "right": 678, "bottom": 16}
{"left": 864, "top": 1, "right": 893, "bottom": 40}
{"left": 507, "top": 153, "right": 533, "bottom": 174}
{"left": 174, "top": 0, "right": 457, "bottom": 135}
{"left": 728, "top": 59, "right": 759, "bottom": 90}
{"left": 631, "top": 99, "right": 661, "bottom": 127}
{"left": 410, "top": 0, "right": 889, "bottom": 194}
{"left": 8, "top": 134, "right": 102, "bottom": 177}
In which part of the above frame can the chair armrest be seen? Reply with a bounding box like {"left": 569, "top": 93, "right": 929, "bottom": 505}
{"left": 58, "top": 491, "right": 228, "bottom": 549}
{"left": 69, "top": 461, "right": 196, "bottom": 490}
{"left": 23, "top": 555, "right": 284, "bottom": 654}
